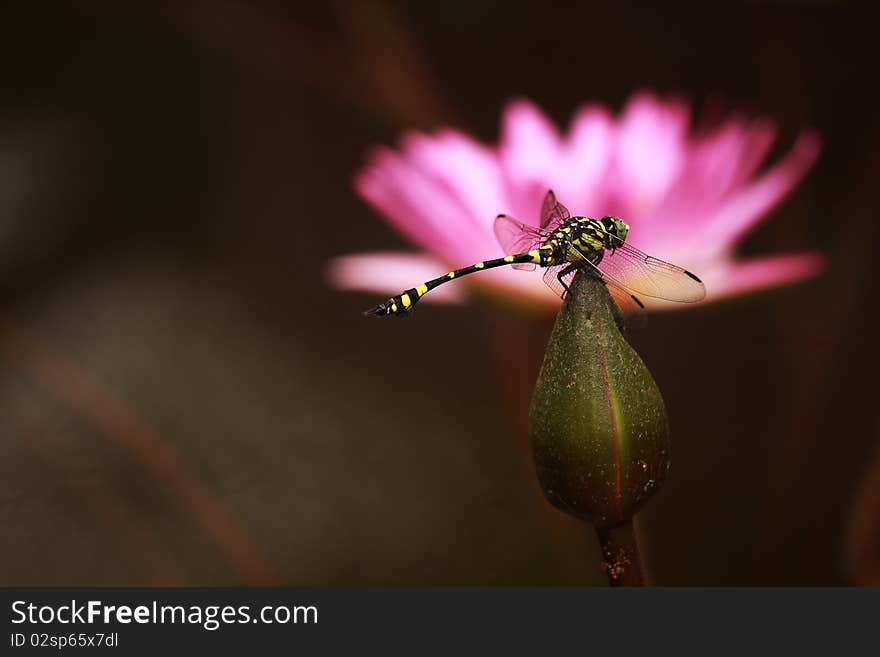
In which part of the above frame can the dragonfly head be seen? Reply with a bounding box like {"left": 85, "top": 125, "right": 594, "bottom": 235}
{"left": 600, "top": 216, "right": 630, "bottom": 248}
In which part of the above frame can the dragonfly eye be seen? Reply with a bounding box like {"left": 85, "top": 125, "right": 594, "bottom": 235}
{"left": 599, "top": 216, "right": 629, "bottom": 243}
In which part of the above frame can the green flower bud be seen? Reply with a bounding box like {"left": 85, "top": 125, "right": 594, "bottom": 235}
{"left": 528, "top": 271, "right": 670, "bottom": 528}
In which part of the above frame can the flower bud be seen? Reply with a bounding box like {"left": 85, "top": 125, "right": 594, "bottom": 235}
{"left": 529, "top": 272, "right": 670, "bottom": 528}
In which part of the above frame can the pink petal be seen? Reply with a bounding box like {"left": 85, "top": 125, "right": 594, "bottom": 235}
{"left": 562, "top": 104, "right": 615, "bottom": 212}
{"left": 612, "top": 92, "right": 690, "bottom": 214}
{"left": 355, "top": 147, "right": 486, "bottom": 262}
{"left": 731, "top": 119, "right": 778, "bottom": 188}
{"left": 642, "top": 251, "right": 824, "bottom": 312}
{"left": 639, "top": 117, "right": 775, "bottom": 247}
{"left": 689, "top": 129, "right": 822, "bottom": 256}
{"left": 327, "top": 252, "right": 466, "bottom": 302}
{"left": 501, "top": 98, "right": 562, "bottom": 171}
{"left": 688, "top": 118, "right": 754, "bottom": 203}
{"left": 499, "top": 98, "right": 564, "bottom": 222}
{"left": 354, "top": 148, "right": 449, "bottom": 250}
{"left": 688, "top": 117, "right": 778, "bottom": 199}
{"left": 400, "top": 130, "right": 506, "bottom": 237}
{"left": 707, "top": 251, "right": 825, "bottom": 299}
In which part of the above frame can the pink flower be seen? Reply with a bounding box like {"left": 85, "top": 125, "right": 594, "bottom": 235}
{"left": 330, "top": 91, "right": 822, "bottom": 312}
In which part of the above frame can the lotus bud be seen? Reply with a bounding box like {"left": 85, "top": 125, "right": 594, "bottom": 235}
{"left": 529, "top": 271, "right": 670, "bottom": 529}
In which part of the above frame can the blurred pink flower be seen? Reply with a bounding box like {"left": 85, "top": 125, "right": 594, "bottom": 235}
{"left": 330, "top": 91, "right": 822, "bottom": 312}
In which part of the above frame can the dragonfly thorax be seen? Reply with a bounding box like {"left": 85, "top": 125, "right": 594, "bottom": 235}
{"left": 539, "top": 216, "right": 630, "bottom": 264}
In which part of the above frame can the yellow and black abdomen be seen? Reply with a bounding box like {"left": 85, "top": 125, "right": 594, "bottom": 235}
{"left": 364, "top": 250, "right": 550, "bottom": 317}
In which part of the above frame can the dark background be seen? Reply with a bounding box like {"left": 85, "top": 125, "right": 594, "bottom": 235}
{"left": 1, "top": 1, "right": 877, "bottom": 585}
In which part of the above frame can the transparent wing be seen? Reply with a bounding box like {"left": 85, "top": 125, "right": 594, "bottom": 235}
{"left": 606, "top": 283, "right": 648, "bottom": 327}
{"left": 541, "top": 264, "right": 574, "bottom": 299}
{"left": 586, "top": 228, "right": 706, "bottom": 303}
{"left": 539, "top": 189, "right": 570, "bottom": 230}
{"left": 542, "top": 260, "right": 647, "bottom": 324}
{"left": 493, "top": 214, "right": 547, "bottom": 271}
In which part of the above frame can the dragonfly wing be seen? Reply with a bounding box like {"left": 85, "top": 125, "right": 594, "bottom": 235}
{"left": 585, "top": 228, "right": 706, "bottom": 303}
{"left": 541, "top": 264, "right": 573, "bottom": 299}
{"left": 605, "top": 282, "right": 648, "bottom": 326}
{"left": 554, "top": 249, "right": 646, "bottom": 307}
{"left": 541, "top": 260, "right": 646, "bottom": 328}
{"left": 493, "top": 214, "right": 547, "bottom": 270}
{"left": 598, "top": 243, "right": 706, "bottom": 302}
{"left": 539, "top": 190, "right": 571, "bottom": 230}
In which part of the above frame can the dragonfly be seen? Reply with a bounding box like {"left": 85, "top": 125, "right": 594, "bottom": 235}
{"left": 364, "top": 190, "right": 705, "bottom": 317}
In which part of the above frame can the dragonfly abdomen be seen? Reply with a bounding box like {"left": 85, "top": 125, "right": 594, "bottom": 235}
{"left": 364, "top": 249, "right": 553, "bottom": 317}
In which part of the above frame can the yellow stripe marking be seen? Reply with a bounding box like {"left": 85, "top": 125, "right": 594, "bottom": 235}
{"left": 528, "top": 250, "right": 541, "bottom": 263}
{"left": 447, "top": 271, "right": 455, "bottom": 278}
{"left": 391, "top": 303, "right": 398, "bottom": 313}
{"left": 474, "top": 262, "right": 484, "bottom": 269}
{"left": 504, "top": 255, "right": 514, "bottom": 263}
{"left": 416, "top": 284, "right": 428, "bottom": 296}
{"left": 401, "top": 293, "right": 411, "bottom": 308}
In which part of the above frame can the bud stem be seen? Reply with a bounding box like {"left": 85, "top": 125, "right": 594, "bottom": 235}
{"left": 596, "top": 518, "right": 645, "bottom": 587}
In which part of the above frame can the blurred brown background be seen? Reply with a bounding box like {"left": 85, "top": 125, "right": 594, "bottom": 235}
{"left": 1, "top": 1, "right": 878, "bottom": 585}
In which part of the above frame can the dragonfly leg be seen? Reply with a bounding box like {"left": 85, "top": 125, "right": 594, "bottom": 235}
{"left": 556, "top": 263, "right": 581, "bottom": 299}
